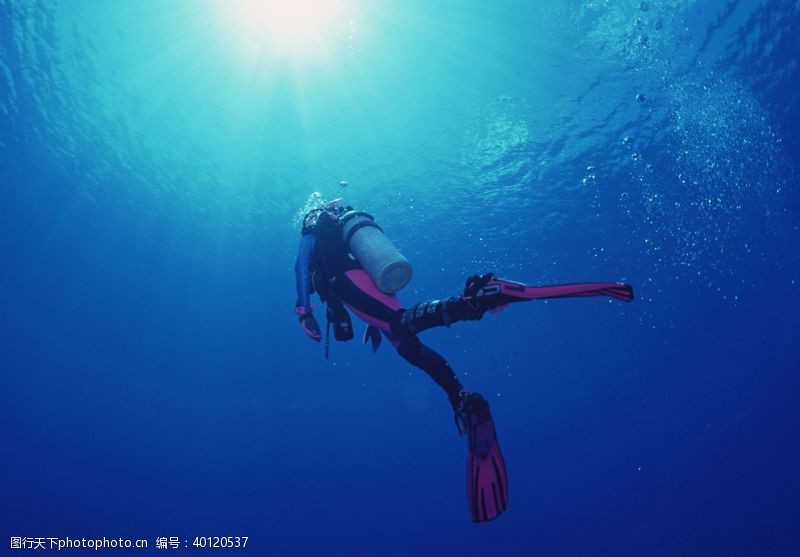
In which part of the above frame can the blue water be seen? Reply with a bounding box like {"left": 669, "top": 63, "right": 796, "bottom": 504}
{"left": 2, "top": 0, "right": 799, "bottom": 555}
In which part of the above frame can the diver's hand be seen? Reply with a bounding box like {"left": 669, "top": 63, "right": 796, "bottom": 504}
{"left": 298, "top": 312, "right": 322, "bottom": 342}
{"left": 363, "top": 324, "right": 381, "bottom": 352}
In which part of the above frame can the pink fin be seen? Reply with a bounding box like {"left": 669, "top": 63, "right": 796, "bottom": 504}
{"left": 490, "top": 278, "right": 634, "bottom": 303}
{"left": 465, "top": 394, "right": 508, "bottom": 522}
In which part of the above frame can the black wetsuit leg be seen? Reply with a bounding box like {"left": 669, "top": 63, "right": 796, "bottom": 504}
{"left": 397, "top": 297, "right": 485, "bottom": 334}
{"left": 332, "top": 270, "right": 464, "bottom": 406}
{"left": 396, "top": 337, "right": 464, "bottom": 409}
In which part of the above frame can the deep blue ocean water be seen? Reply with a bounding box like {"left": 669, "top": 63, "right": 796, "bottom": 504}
{"left": 2, "top": 1, "right": 799, "bottom": 555}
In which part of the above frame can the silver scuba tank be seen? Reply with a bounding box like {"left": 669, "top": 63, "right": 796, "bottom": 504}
{"left": 339, "top": 210, "right": 413, "bottom": 294}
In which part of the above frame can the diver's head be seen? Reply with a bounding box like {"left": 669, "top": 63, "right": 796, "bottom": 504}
{"left": 322, "top": 197, "right": 345, "bottom": 209}
{"left": 301, "top": 197, "right": 348, "bottom": 234}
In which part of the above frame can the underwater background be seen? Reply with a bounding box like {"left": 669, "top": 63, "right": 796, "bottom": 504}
{"left": 2, "top": 0, "right": 799, "bottom": 555}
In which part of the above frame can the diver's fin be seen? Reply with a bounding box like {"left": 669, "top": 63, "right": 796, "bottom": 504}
{"left": 463, "top": 393, "right": 508, "bottom": 523}
{"left": 467, "top": 274, "right": 633, "bottom": 313}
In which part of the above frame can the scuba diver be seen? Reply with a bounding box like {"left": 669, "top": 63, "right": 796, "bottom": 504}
{"left": 294, "top": 198, "right": 633, "bottom": 522}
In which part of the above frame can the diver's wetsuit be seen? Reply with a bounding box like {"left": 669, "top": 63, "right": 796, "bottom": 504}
{"left": 295, "top": 207, "right": 486, "bottom": 409}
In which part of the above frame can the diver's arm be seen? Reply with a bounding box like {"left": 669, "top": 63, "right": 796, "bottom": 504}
{"left": 294, "top": 233, "right": 321, "bottom": 341}
{"left": 295, "top": 233, "right": 316, "bottom": 311}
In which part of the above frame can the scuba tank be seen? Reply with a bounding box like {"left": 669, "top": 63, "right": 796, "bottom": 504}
{"left": 339, "top": 210, "right": 413, "bottom": 294}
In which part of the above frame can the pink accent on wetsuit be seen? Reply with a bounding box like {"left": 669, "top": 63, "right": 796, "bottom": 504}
{"left": 342, "top": 269, "right": 403, "bottom": 346}
{"left": 345, "top": 269, "right": 403, "bottom": 309}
